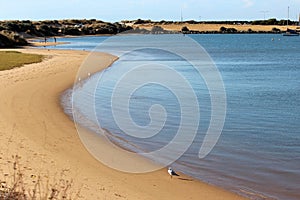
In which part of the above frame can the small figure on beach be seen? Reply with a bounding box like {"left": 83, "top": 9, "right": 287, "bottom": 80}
{"left": 44, "top": 37, "right": 47, "bottom": 43}
{"left": 168, "top": 167, "right": 179, "bottom": 178}
{"left": 54, "top": 37, "right": 56, "bottom": 43}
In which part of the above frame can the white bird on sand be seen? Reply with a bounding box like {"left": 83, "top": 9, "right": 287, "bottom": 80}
{"left": 168, "top": 167, "right": 179, "bottom": 178}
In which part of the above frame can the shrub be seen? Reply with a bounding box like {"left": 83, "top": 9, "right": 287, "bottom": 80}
{"left": 272, "top": 27, "right": 281, "bottom": 33}
{"left": 151, "top": 26, "right": 164, "bottom": 33}
{"left": 220, "top": 26, "right": 227, "bottom": 32}
{"left": 181, "top": 26, "right": 189, "bottom": 32}
{"left": 219, "top": 27, "right": 237, "bottom": 33}
{"left": 0, "top": 31, "right": 27, "bottom": 47}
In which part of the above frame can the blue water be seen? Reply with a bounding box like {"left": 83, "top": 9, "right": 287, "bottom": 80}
{"left": 36, "top": 36, "right": 109, "bottom": 50}
{"left": 56, "top": 34, "right": 300, "bottom": 200}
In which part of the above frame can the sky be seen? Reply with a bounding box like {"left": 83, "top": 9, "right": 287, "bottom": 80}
{"left": 0, "top": 0, "right": 300, "bottom": 22}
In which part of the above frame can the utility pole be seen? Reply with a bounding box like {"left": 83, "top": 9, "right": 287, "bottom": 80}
{"left": 260, "top": 10, "right": 269, "bottom": 20}
{"left": 287, "top": 6, "right": 289, "bottom": 26}
{"left": 180, "top": 8, "right": 183, "bottom": 22}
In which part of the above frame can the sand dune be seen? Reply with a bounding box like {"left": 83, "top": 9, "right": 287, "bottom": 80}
{"left": 135, "top": 23, "right": 298, "bottom": 32}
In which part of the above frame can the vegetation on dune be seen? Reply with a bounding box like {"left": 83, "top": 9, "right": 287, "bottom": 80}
{"left": 0, "top": 31, "right": 27, "bottom": 48}
{"left": 0, "top": 155, "right": 80, "bottom": 200}
{"left": 0, "top": 19, "right": 133, "bottom": 48}
{"left": 0, "top": 19, "right": 132, "bottom": 38}
{"left": 124, "top": 18, "right": 299, "bottom": 26}
{"left": 128, "top": 18, "right": 299, "bottom": 34}
{"left": 0, "top": 51, "right": 43, "bottom": 71}
{"left": 0, "top": 18, "right": 299, "bottom": 48}
{"left": 219, "top": 26, "right": 238, "bottom": 33}
{"left": 181, "top": 26, "right": 190, "bottom": 34}
{"left": 252, "top": 18, "right": 290, "bottom": 25}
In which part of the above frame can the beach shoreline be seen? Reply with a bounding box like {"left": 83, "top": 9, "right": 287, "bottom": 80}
{"left": 0, "top": 48, "right": 248, "bottom": 199}
{"left": 27, "top": 34, "right": 114, "bottom": 47}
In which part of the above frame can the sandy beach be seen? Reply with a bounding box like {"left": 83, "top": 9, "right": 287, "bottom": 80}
{"left": 0, "top": 48, "right": 247, "bottom": 199}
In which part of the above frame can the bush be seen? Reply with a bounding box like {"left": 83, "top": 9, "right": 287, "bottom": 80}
{"left": 272, "top": 27, "right": 281, "bottom": 33}
{"left": 219, "top": 27, "right": 237, "bottom": 33}
{"left": 0, "top": 31, "right": 27, "bottom": 48}
{"left": 151, "top": 26, "right": 164, "bottom": 33}
{"left": 63, "top": 27, "right": 82, "bottom": 35}
{"left": 134, "top": 19, "right": 152, "bottom": 24}
{"left": 220, "top": 26, "right": 227, "bottom": 32}
{"left": 0, "top": 33, "right": 13, "bottom": 47}
{"left": 181, "top": 26, "right": 189, "bottom": 32}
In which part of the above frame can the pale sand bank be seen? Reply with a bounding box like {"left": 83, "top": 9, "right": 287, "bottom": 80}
{"left": 135, "top": 23, "right": 300, "bottom": 32}
{"left": 0, "top": 48, "right": 248, "bottom": 199}
{"left": 29, "top": 41, "right": 69, "bottom": 47}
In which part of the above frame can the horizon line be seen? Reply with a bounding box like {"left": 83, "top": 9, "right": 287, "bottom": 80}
{"left": 0, "top": 17, "right": 298, "bottom": 23}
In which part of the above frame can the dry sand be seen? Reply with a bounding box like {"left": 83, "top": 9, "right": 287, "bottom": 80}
{"left": 0, "top": 48, "right": 248, "bottom": 199}
{"left": 135, "top": 23, "right": 299, "bottom": 32}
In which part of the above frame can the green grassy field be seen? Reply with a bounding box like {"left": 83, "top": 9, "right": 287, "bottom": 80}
{"left": 0, "top": 51, "right": 43, "bottom": 71}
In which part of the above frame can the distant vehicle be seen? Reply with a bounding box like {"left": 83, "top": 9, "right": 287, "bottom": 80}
{"left": 283, "top": 28, "right": 299, "bottom": 36}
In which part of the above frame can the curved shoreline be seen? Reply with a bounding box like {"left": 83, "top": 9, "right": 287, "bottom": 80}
{"left": 0, "top": 48, "right": 247, "bottom": 199}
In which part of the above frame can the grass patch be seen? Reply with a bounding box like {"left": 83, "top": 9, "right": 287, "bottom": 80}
{"left": 0, "top": 51, "right": 43, "bottom": 71}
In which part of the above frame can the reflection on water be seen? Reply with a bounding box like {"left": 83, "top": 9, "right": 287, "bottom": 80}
{"left": 60, "top": 34, "right": 300, "bottom": 200}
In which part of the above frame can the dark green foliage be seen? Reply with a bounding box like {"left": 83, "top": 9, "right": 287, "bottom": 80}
{"left": 185, "top": 20, "right": 198, "bottom": 24}
{"left": 0, "top": 18, "right": 293, "bottom": 47}
{"left": 226, "top": 28, "right": 237, "bottom": 33}
{"left": 219, "top": 26, "right": 237, "bottom": 33}
{"left": 0, "top": 31, "right": 27, "bottom": 48}
{"left": 0, "top": 19, "right": 135, "bottom": 47}
{"left": 63, "top": 27, "right": 82, "bottom": 35}
{"left": 272, "top": 27, "right": 281, "bottom": 33}
{"left": 151, "top": 26, "right": 164, "bottom": 33}
{"left": 134, "top": 19, "right": 152, "bottom": 24}
{"left": 181, "top": 26, "right": 190, "bottom": 34}
{"left": 220, "top": 26, "right": 227, "bottom": 32}
{"left": 0, "top": 19, "right": 134, "bottom": 39}
{"left": 252, "top": 18, "right": 298, "bottom": 26}
{"left": 278, "top": 20, "right": 287, "bottom": 25}
{"left": 0, "top": 33, "right": 12, "bottom": 47}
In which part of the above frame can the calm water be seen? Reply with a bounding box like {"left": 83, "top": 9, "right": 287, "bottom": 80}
{"left": 57, "top": 34, "right": 300, "bottom": 200}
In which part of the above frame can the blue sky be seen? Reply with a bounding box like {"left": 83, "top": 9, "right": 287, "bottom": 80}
{"left": 0, "top": 0, "right": 299, "bottom": 21}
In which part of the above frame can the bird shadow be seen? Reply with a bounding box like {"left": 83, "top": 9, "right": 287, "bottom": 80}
{"left": 177, "top": 177, "right": 193, "bottom": 181}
